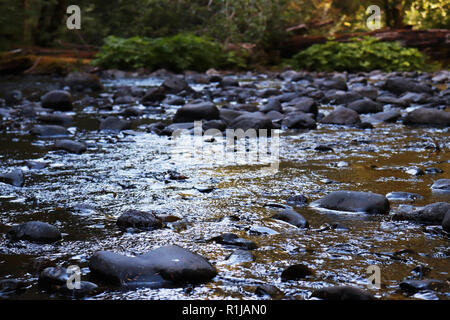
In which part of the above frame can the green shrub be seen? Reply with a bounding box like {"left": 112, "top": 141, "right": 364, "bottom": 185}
{"left": 92, "top": 33, "right": 246, "bottom": 72}
{"left": 291, "top": 37, "right": 427, "bottom": 72}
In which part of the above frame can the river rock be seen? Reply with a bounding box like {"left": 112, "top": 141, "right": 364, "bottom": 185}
{"left": 431, "top": 179, "right": 450, "bottom": 191}
{"left": 89, "top": 245, "right": 217, "bottom": 287}
{"left": 319, "top": 77, "right": 348, "bottom": 91}
{"left": 30, "top": 125, "right": 70, "bottom": 137}
{"left": 224, "top": 249, "right": 254, "bottom": 265}
{"left": 38, "top": 267, "right": 99, "bottom": 298}
{"left": 310, "top": 286, "right": 375, "bottom": 300}
{"left": 392, "top": 202, "right": 450, "bottom": 224}
{"left": 260, "top": 99, "right": 282, "bottom": 113}
{"left": 286, "top": 194, "right": 308, "bottom": 207}
{"left": 347, "top": 99, "right": 382, "bottom": 114}
{"left": 173, "top": 102, "right": 219, "bottom": 123}
{"left": 38, "top": 113, "right": 73, "bottom": 125}
{"left": 141, "top": 87, "right": 166, "bottom": 105}
{"left": 285, "top": 97, "right": 318, "bottom": 115}
{"left": 116, "top": 210, "right": 163, "bottom": 232}
{"left": 272, "top": 208, "right": 309, "bottom": 228}
{"left": 255, "top": 284, "right": 284, "bottom": 299}
{"left": 228, "top": 113, "right": 274, "bottom": 132}
{"left": 399, "top": 279, "right": 446, "bottom": 294}
{"left": 99, "top": 116, "right": 131, "bottom": 131}
{"left": 0, "top": 169, "right": 24, "bottom": 187}
{"left": 210, "top": 233, "right": 257, "bottom": 250}
{"left": 320, "top": 107, "right": 361, "bottom": 125}
{"left": 370, "top": 110, "right": 401, "bottom": 123}
{"left": 41, "top": 90, "right": 73, "bottom": 111}
{"left": 0, "top": 279, "right": 27, "bottom": 294}
{"left": 64, "top": 72, "right": 103, "bottom": 91}
{"left": 386, "top": 192, "right": 423, "bottom": 202}
{"left": 5, "top": 90, "right": 22, "bottom": 105}
{"left": 383, "top": 77, "right": 432, "bottom": 95}
{"left": 54, "top": 140, "right": 87, "bottom": 154}
{"left": 313, "top": 191, "right": 390, "bottom": 214}
{"left": 442, "top": 212, "right": 450, "bottom": 232}
{"left": 403, "top": 108, "right": 450, "bottom": 127}
{"left": 281, "top": 264, "right": 314, "bottom": 281}
{"left": 282, "top": 112, "right": 316, "bottom": 129}
{"left": 162, "top": 76, "right": 190, "bottom": 94}
{"left": 7, "top": 221, "right": 62, "bottom": 243}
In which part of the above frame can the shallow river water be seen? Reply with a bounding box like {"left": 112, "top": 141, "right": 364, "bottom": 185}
{"left": 0, "top": 73, "right": 449, "bottom": 300}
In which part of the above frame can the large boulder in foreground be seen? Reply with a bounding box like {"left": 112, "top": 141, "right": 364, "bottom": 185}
{"left": 313, "top": 191, "right": 390, "bottom": 214}
{"left": 173, "top": 102, "right": 219, "bottom": 123}
{"left": 403, "top": 108, "right": 450, "bottom": 127}
{"left": 7, "top": 221, "right": 62, "bottom": 243}
{"left": 89, "top": 245, "right": 217, "bottom": 287}
{"left": 41, "top": 90, "right": 73, "bottom": 111}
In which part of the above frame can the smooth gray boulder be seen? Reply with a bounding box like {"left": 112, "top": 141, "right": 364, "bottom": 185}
{"left": 313, "top": 191, "right": 390, "bottom": 214}
{"left": 7, "top": 221, "right": 62, "bottom": 243}
{"left": 89, "top": 245, "right": 217, "bottom": 287}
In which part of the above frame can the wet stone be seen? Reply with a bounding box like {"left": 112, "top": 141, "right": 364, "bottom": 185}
{"left": 254, "top": 284, "right": 284, "bottom": 299}
{"left": 173, "top": 102, "right": 220, "bottom": 123}
{"left": 210, "top": 233, "right": 257, "bottom": 250}
{"left": 399, "top": 279, "right": 446, "bottom": 294}
{"left": 41, "top": 90, "right": 73, "bottom": 111}
{"left": 0, "top": 279, "right": 27, "bottom": 295}
{"left": 320, "top": 106, "right": 361, "bottom": 125}
{"left": 116, "top": 210, "right": 163, "bottom": 232}
{"left": 0, "top": 169, "right": 24, "bottom": 187}
{"left": 431, "top": 179, "right": 450, "bottom": 191}
{"left": 281, "top": 264, "right": 314, "bottom": 281}
{"left": 30, "top": 125, "right": 70, "bottom": 137}
{"left": 310, "top": 286, "right": 375, "bottom": 300}
{"left": 313, "top": 191, "right": 390, "bottom": 214}
{"left": 53, "top": 140, "right": 87, "bottom": 154}
{"left": 271, "top": 208, "right": 309, "bottom": 228}
{"left": 386, "top": 192, "right": 423, "bottom": 202}
{"left": 89, "top": 245, "right": 217, "bottom": 287}
{"left": 7, "top": 221, "right": 62, "bottom": 243}
{"left": 99, "top": 116, "right": 131, "bottom": 131}
{"left": 392, "top": 202, "right": 450, "bottom": 224}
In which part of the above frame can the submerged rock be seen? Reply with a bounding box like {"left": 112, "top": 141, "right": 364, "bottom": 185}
{"left": 30, "top": 125, "right": 70, "bottom": 137}
{"left": 442, "top": 212, "right": 450, "bottom": 232}
{"left": 7, "top": 221, "right": 62, "bottom": 243}
{"left": 286, "top": 194, "right": 308, "bottom": 207}
{"left": 0, "top": 169, "right": 24, "bottom": 187}
{"left": 281, "top": 264, "right": 314, "bottom": 281}
{"left": 310, "top": 286, "right": 375, "bottom": 300}
{"left": 99, "top": 116, "right": 131, "bottom": 131}
{"left": 89, "top": 245, "right": 217, "bottom": 287}
{"left": 41, "top": 90, "right": 73, "bottom": 111}
{"left": 116, "top": 210, "right": 163, "bottom": 232}
{"left": 399, "top": 279, "right": 446, "bottom": 294}
{"left": 53, "top": 140, "right": 87, "bottom": 154}
{"left": 386, "top": 192, "right": 423, "bottom": 202}
{"left": 0, "top": 279, "right": 27, "bottom": 295}
{"left": 313, "top": 191, "right": 390, "bottom": 214}
{"left": 431, "top": 179, "right": 450, "bottom": 191}
{"left": 210, "top": 233, "right": 257, "bottom": 250}
{"left": 255, "top": 284, "right": 284, "bottom": 299}
{"left": 272, "top": 208, "right": 309, "bottom": 228}
{"left": 39, "top": 267, "right": 99, "bottom": 298}
{"left": 392, "top": 202, "right": 450, "bottom": 224}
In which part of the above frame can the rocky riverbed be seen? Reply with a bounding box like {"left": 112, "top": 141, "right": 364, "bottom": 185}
{"left": 0, "top": 69, "right": 449, "bottom": 300}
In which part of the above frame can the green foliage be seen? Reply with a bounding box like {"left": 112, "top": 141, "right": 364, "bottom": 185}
{"left": 291, "top": 37, "right": 427, "bottom": 72}
{"left": 92, "top": 34, "right": 246, "bottom": 72}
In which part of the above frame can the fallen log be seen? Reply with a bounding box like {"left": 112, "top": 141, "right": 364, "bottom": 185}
{"left": 280, "top": 28, "right": 450, "bottom": 60}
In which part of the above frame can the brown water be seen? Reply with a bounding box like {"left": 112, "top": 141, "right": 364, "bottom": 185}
{"left": 0, "top": 74, "right": 449, "bottom": 300}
